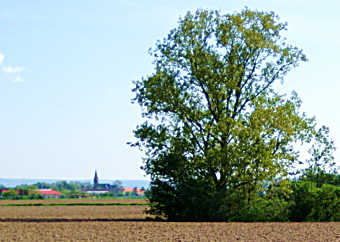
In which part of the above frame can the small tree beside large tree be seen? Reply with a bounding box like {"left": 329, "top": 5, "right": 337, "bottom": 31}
{"left": 130, "top": 8, "right": 336, "bottom": 221}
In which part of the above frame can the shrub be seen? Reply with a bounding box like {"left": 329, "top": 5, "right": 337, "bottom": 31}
{"left": 289, "top": 181, "right": 339, "bottom": 221}
{"left": 230, "top": 198, "right": 290, "bottom": 222}
{"left": 1, "top": 190, "right": 20, "bottom": 200}
{"left": 289, "top": 181, "right": 318, "bottom": 221}
{"left": 307, "top": 184, "right": 339, "bottom": 221}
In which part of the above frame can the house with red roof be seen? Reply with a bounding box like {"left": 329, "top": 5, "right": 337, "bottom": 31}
{"left": 121, "top": 187, "right": 145, "bottom": 196}
{"left": 34, "top": 189, "right": 62, "bottom": 198}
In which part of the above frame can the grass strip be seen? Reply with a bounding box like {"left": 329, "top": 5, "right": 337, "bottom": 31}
{"left": 1, "top": 202, "right": 149, "bottom": 207}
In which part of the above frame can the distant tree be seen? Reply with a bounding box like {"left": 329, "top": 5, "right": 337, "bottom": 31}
{"left": 113, "top": 180, "right": 122, "bottom": 187}
{"left": 2, "top": 190, "right": 19, "bottom": 200}
{"left": 300, "top": 166, "right": 340, "bottom": 188}
{"left": 52, "top": 181, "right": 81, "bottom": 192}
{"left": 111, "top": 180, "right": 123, "bottom": 193}
{"left": 131, "top": 8, "right": 335, "bottom": 221}
{"left": 15, "top": 185, "right": 37, "bottom": 193}
{"left": 35, "top": 182, "right": 53, "bottom": 189}
{"left": 133, "top": 187, "right": 138, "bottom": 196}
{"left": 28, "top": 191, "right": 44, "bottom": 200}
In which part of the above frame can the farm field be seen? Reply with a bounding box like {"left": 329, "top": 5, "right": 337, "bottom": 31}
{"left": 0, "top": 205, "right": 148, "bottom": 221}
{"left": 0, "top": 221, "right": 339, "bottom": 241}
{"left": 0, "top": 203, "right": 339, "bottom": 241}
{"left": 0, "top": 198, "right": 147, "bottom": 205}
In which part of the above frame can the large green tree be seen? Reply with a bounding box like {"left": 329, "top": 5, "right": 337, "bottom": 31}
{"left": 131, "top": 9, "right": 335, "bottom": 221}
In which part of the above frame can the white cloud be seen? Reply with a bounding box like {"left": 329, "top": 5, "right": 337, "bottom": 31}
{"left": 0, "top": 54, "right": 25, "bottom": 83}
{"left": 0, "top": 53, "right": 4, "bottom": 65}
{"left": 12, "top": 76, "right": 24, "bottom": 83}
{"left": 2, "top": 66, "right": 24, "bottom": 73}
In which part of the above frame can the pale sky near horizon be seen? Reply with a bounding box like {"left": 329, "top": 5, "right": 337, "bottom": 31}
{"left": 1, "top": 0, "right": 339, "bottom": 180}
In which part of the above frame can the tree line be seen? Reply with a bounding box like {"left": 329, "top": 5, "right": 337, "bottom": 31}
{"left": 0, "top": 180, "right": 125, "bottom": 199}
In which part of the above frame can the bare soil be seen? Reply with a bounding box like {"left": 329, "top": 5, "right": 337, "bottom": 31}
{"left": 0, "top": 198, "right": 147, "bottom": 204}
{"left": 0, "top": 204, "right": 339, "bottom": 241}
{"left": 0, "top": 221, "right": 338, "bottom": 241}
{"left": 0, "top": 205, "right": 148, "bottom": 220}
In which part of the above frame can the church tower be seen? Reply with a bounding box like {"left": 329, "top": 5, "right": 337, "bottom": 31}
{"left": 94, "top": 170, "right": 99, "bottom": 188}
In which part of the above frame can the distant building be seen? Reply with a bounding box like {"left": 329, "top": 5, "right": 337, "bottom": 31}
{"left": 94, "top": 170, "right": 99, "bottom": 187}
{"left": 121, "top": 187, "right": 145, "bottom": 196}
{"left": 34, "top": 189, "right": 62, "bottom": 198}
{"left": 83, "top": 171, "right": 120, "bottom": 194}
{"left": 85, "top": 190, "right": 110, "bottom": 195}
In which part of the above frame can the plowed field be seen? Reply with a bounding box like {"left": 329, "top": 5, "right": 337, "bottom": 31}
{"left": 0, "top": 205, "right": 148, "bottom": 221}
{"left": 0, "top": 198, "right": 147, "bottom": 204}
{"left": 0, "top": 203, "right": 339, "bottom": 241}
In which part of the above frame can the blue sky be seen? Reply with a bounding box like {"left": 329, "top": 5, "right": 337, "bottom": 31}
{"left": 1, "top": 0, "right": 339, "bottom": 180}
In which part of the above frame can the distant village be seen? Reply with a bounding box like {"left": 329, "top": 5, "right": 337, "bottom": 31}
{"left": 85, "top": 171, "right": 145, "bottom": 196}
{"left": 0, "top": 171, "right": 145, "bottom": 199}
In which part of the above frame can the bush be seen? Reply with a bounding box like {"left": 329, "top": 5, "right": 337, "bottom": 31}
{"left": 289, "top": 181, "right": 339, "bottom": 221}
{"left": 147, "top": 179, "right": 291, "bottom": 222}
{"left": 147, "top": 179, "right": 231, "bottom": 221}
{"left": 307, "top": 184, "right": 339, "bottom": 221}
{"left": 1, "top": 190, "right": 20, "bottom": 200}
{"left": 28, "top": 193, "right": 44, "bottom": 200}
{"left": 230, "top": 198, "right": 290, "bottom": 222}
{"left": 289, "top": 181, "right": 318, "bottom": 221}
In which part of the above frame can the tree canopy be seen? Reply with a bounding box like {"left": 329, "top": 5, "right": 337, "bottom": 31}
{"left": 131, "top": 8, "right": 336, "bottom": 221}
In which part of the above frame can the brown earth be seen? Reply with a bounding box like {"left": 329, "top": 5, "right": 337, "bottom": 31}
{"left": 0, "top": 205, "right": 148, "bottom": 220}
{"left": 0, "top": 205, "right": 339, "bottom": 241}
{"left": 0, "top": 221, "right": 338, "bottom": 241}
{"left": 0, "top": 198, "right": 147, "bottom": 204}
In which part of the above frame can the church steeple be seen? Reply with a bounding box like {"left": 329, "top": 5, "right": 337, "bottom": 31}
{"left": 94, "top": 170, "right": 99, "bottom": 187}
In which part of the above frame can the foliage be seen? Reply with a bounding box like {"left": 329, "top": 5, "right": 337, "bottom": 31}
{"left": 308, "top": 184, "right": 339, "bottom": 221}
{"left": 0, "top": 189, "right": 44, "bottom": 200}
{"left": 52, "top": 181, "right": 82, "bottom": 192}
{"left": 231, "top": 198, "right": 289, "bottom": 222}
{"left": 1, "top": 190, "right": 20, "bottom": 200}
{"left": 35, "top": 182, "right": 53, "bottom": 189}
{"left": 289, "top": 181, "right": 339, "bottom": 221}
{"left": 146, "top": 178, "right": 231, "bottom": 221}
{"left": 300, "top": 166, "right": 339, "bottom": 187}
{"left": 288, "top": 181, "right": 318, "bottom": 221}
{"left": 15, "top": 185, "right": 38, "bottom": 192}
{"left": 0, "top": 179, "right": 126, "bottom": 200}
{"left": 27, "top": 192, "right": 44, "bottom": 200}
{"left": 131, "top": 8, "right": 335, "bottom": 221}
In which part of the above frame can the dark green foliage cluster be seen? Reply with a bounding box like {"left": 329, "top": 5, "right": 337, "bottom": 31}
{"left": 1, "top": 190, "right": 20, "bottom": 200}
{"left": 308, "top": 184, "right": 339, "bottom": 221}
{"left": 33, "top": 181, "right": 83, "bottom": 192}
{"left": 147, "top": 178, "right": 231, "bottom": 221}
{"left": 147, "top": 170, "right": 339, "bottom": 222}
{"left": 147, "top": 181, "right": 291, "bottom": 222}
{"left": 289, "top": 171, "right": 339, "bottom": 222}
{"left": 131, "top": 8, "right": 338, "bottom": 222}
{"left": 232, "top": 198, "right": 290, "bottom": 222}
{"left": 0, "top": 189, "right": 43, "bottom": 200}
